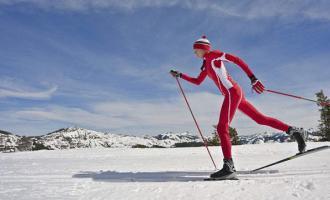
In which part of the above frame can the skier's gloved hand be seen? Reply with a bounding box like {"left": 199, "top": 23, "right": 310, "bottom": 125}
{"left": 249, "top": 75, "right": 265, "bottom": 94}
{"left": 170, "top": 70, "right": 182, "bottom": 78}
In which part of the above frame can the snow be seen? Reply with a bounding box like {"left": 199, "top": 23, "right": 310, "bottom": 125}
{"left": 37, "top": 128, "right": 202, "bottom": 149}
{"left": 1, "top": 142, "right": 330, "bottom": 200}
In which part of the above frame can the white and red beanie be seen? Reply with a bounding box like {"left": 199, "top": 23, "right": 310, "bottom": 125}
{"left": 193, "top": 35, "right": 211, "bottom": 51}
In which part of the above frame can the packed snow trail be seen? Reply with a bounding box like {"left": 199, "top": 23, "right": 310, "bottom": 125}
{"left": 1, "top": 142, "right": 330, "bottom": 200}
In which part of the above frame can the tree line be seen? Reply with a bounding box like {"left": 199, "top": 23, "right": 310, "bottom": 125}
{"left": 316, "top": 90, "right": 330, "bottom": 141}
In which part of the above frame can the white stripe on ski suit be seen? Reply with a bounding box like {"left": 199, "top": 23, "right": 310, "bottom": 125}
{"left": 211, "top": 55, "right": 242, "bottom": 130}
{"left": 211, "top": 56, "right": 233, "bottom": 90}
{"left": 217, "top": 53, "right": 243, "bottom": 123}
{"left": 219, "top": 53, "right": 229, "bottom": 62}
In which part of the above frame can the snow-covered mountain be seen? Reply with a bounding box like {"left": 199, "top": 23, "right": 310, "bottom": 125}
{"left": 0, "top": 130, "right": 21, "bottom": 152}
{"left": 35, "top": 127, "right": 202, "bottom": 150}
{"left": 239, "top": 130, "right": 323, "bottom": 144}
{"left": 239, "top": 132, "right": 290, "bottom": 144}
{"left": 0, "top": 127, "right": 324, "bottom": 152}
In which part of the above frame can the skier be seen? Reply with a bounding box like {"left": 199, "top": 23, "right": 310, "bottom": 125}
{"left": 170, "top": 36, "right": 308, "bottom": 180}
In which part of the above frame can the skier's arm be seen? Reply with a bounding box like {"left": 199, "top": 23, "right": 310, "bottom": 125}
{"left": 219, "top": 53, "right": 265, "bottom": 93}
{"left": 181, "top": 69, "right": 207, "bottom": 85}
{"left": 170, "top": 69, "right": 207, "bottom": 85}
{"left": 221, "top": 53, "right": 254, "bottom": 77}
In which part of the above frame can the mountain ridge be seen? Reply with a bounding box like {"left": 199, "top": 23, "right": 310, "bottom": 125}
{"left": 0, "top": 127, "right": 322, "bottom": 152}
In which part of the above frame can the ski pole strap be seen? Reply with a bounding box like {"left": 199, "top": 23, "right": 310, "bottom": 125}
{"left": 175, "top": 77, "right": 218, "bottom": 170}
{"left": 265, "top": 89, "right": 330, "bottom": 106}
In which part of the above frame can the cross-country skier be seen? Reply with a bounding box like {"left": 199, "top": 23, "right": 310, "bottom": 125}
{"left": 170, "top": 36, "right": 308, "bottom": 180}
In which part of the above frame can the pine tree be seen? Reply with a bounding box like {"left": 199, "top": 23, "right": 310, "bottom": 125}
{"left": 316, "top": 90, "right": 330, "bottom": 141}
{"left": 208, "top": 126, "right": 240, "bottom": 145}
{"left": 229, "top": 127, "right": 240, "bottom": 145}
{"left": 208, "top": 129, "right": 219, "bottom": 146}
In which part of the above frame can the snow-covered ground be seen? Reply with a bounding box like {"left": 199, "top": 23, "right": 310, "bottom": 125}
{"left": 1, "top": 142, "right": 329, "bottom": 200}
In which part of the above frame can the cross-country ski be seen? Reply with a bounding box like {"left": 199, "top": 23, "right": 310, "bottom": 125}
{"left": 204, "top": 146, "right": 330, "bottom": 181}
{"left": 251, "top": 145, "right": 330, "bottom": 172}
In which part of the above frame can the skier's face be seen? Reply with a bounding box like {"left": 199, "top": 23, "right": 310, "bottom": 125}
{"left": 194, "top": 49, "right": 206, "bottom": 58}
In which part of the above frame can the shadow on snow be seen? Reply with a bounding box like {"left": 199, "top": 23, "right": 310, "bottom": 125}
{"left": 72, "top": 171, "right": 211, "bottom": 182}
{"left": 72, "top": 170, "right": 280, "bottom": 182}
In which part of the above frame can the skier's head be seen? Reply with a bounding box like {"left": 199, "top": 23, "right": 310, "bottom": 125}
{"left": 193, "top": 35, "right": 211, "bottom": 58}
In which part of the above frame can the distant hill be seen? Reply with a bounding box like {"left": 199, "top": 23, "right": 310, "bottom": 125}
{"left": 0, "top": 130, "right": 14, "bottom": 135}
{"left": 0, "top": 127, "right": 324, "bottom": 152}
{"left": 37, "top": 127, "right": 201, "bottom": 149}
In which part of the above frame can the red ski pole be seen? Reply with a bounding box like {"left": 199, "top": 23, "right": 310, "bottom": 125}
{"left": 174, "top": 76, "right": 218, "bottom": 170}
{"left": 265, "top": 89, "right": 330, "bottom": 106}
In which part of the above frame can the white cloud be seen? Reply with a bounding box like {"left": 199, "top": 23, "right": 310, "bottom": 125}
{"left": 10, "top": 91, "right": 221, "bottom": 135}
{"left": 9, "top": 90, "right": 321, "bottom": 136}
{"left": 0, "top": 0, "right": 178, "bottom": 11}
{"left": 13, "top": 92, "right": 217, "bottom": 130}
{"left": 1, "top": 0, "right": 330, "bottom": 21}
{"left": 0, "top": 84, "right": 57, "bottom": 100}
{"left": 265, "top": 54, "right": 330, "bottom": 96}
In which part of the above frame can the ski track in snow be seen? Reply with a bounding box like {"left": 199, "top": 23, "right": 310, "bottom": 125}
{"left": 1, "top": 142, "right": 330, "bottom": 200}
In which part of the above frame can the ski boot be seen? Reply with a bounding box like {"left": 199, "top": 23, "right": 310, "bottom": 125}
{"left": 287, "top": 127, "right": 308, "bottom": 153}
{"left": 210, "top": 158, "right": 238, "bottom": 180}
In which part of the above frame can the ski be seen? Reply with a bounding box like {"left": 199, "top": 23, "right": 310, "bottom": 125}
{"left": 251, "top": 145, "right": 330, "bottom": 172}
{"left": 202, "top": 146, "right": 329, "bottom": 181}
{"left": 204, "top": 177, "right": 239, "bottom": 181}
{"left": 203, "top": 170, "right": 279, "bottom": 181}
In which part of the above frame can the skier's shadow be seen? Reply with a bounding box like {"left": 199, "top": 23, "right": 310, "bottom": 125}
{"left": 73, "top": 171, "right": 211, "bottom": 182}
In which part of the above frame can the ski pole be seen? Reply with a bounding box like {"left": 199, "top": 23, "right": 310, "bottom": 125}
{"left": 265, "top": 89, "right": 330, "bottom": 107}
{"left": 174, "top": 76, "right": 218, "bottom": 170}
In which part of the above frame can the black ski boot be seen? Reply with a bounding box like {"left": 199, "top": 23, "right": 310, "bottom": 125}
{"left": 210, "top": 158, "right": 237, "bottom": 180}
{"left": 287, "top": 127, "right": 308, "bottom": 153}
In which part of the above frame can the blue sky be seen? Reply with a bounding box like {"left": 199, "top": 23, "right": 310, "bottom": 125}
{"left": 0, "top": 0, "right": 329, "bottom": 136}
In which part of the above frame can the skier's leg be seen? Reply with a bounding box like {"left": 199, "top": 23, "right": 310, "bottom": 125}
{"left": 217, "top": 87, "right": 242, "bottom": 159}
{"left": 238, "top": 97, "right": 307, "bottom": 152}
{"left": 238, "top": 97, "right": 289, "bottom": 132}
{"left": 217, "top": 96, "right": 232, "bottom": 159}
{"left": 211, "top": 87, "right": 242, "bottom": 179}
{"left": 287, "top": 127, "right": 308, "bottom": 152}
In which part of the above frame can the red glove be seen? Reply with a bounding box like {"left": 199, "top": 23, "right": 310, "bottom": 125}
{"left": 249, "top": 75, "right": 265, "bottom": 94}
